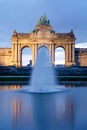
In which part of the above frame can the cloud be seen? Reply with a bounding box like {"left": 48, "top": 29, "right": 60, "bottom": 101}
{"left": 55, "top": 51, "right": 65, "bottom": 65}
{"left": 22, "top": 55, "right": 32, "bottom": 66}
{"left": 75, "top": 42, "right": 87, "bottom": 48}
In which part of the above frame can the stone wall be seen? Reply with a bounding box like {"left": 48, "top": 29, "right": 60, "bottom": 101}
{"left": 0, "top": 48, "right": 12, "bottom": 66}
{"left": 75, "top": 48, "right": 87, "bottom": 66}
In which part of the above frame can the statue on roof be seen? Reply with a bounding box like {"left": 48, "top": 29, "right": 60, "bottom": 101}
{"left": 37, "top": 13, "right": 50, "bottom": 25}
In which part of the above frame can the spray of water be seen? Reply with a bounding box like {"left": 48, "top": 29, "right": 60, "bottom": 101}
{"left": 30, "top": 46, "right": 55, "bottom": 91}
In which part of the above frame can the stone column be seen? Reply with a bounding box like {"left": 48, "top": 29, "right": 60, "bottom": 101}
{"left": 15, "top": 43, "right": 18, "bottom": 67}
{"left": 18, "top": 43, "right": 21, "bottom": 67}
{"left": 12, "top": 43, "right": 15, "bottom": 64}
{"left": 49, "top": 44, "right": 52, "bottom": 61}
{"left": 68, "top": 44, "right": 72, "bottom": 62}
{"left": 32, "top": 44, "right": 35, "bottom": 66}
{"left": 72, "top": 44, "right": 75, "bottom": 62}
{"left": 34, "top": 44, "right": 38, "bottom": 62}
{"left": 65, "top": 44, "right": 69, "bottom": 64}
{"left": 51, "top": 44, "right": 55, "bottom": 64}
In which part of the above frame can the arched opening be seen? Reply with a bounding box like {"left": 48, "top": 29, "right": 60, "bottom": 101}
{"left": 55, "top": 47, "right": 65, "bottom": 67}
{"left": 37, "top": 45, "right": 48, "bottom": 54}
{"left": 38, "top": 45, "right": 48, "bottom": 51}
{"left": 21, "top": 47, "right": 32, "bottom": 67}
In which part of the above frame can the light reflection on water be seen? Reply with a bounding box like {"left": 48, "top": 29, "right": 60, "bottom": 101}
{"left": 0, "top": 83, "right": 87, "bottom": 130}
{"left": 0, "top": 85, "right": 22, "bottom": 90}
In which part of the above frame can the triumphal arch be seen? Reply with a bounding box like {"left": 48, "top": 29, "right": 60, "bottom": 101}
{"left": 11, "top": 15, "right": 76, "bottom": 67}
{"left": 0, "top": 15, "right": 76, "bottom": 67}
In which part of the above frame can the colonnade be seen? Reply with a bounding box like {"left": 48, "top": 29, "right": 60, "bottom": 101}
{"left": 12, "top": 41, "right": 75, "bottom": 67}
{"left": 65, "top": 43, "right": 75, "bottom": 66}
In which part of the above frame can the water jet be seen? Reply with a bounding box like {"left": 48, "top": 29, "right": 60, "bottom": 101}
{"left": 25, "top": 46, "right": 65, "bottom": 93}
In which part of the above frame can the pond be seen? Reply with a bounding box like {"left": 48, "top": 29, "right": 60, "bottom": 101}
{"left": 0, "top": 82, "right": 87, "bottom": 130}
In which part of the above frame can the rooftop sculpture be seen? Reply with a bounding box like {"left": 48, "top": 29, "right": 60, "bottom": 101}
{"left": 37, "top": 14, "right": 50, "bottom": 25}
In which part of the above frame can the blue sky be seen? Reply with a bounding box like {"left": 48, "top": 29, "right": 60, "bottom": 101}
{"left": 0, "top": 0, "right": 87, "bottom": 65}
{"left": 0, "top": 0, "right": 87, "bottom": 47}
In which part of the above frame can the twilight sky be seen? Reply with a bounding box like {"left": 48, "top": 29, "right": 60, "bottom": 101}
{"left": 0, "top": 0, "right": 87, "bottom": 65}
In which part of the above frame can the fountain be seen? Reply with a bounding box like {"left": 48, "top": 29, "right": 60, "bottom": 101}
{"left": 25, "top": 45, "right": 64, "bottom": 93}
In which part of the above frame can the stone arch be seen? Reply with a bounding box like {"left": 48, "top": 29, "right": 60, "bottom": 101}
{"left": 11, "top": 41, "right": 32, "bottom": 67}
{"left": 0, "top": 16, "right": 76, "bottom": 67}
{"left": 11, "top": 23, "right": 75, "bottom": 67}
{"left": 38, "top": 45, "right": 48, "bottom": 50}
{"left": 37, "top": 45, "right": 49, "bottom": 58}
{"left": 54, "top": 43, "right": 75, "bottom": 67}
{"left": 38, "top": 45, "right": 49, "bottom": 52}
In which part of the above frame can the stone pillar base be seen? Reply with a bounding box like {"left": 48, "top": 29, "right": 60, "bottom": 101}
{"left": 66, "top": 61, "right": 76, "bottom": 67}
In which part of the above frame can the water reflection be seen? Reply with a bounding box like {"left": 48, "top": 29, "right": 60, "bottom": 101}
{"left": 0, "top": 81, "right": 87, "bottom": 90}
{"left": 65, "top": 95, "right": 75, "bottom": 129}
{"left": 11, "top": 99, "right": 21, "bottom": 129}
{"left": 0, "top": 85, "right": 22, "bottom": 90}
{"left": 9, "top": 92, "right": 75, "bottom": 130}
{"left": 0, "top": 84, "right": 87, "bottom": 130}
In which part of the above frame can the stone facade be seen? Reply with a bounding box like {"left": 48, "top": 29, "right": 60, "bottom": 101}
{"left": 0, "top": 48, "right": 12, "bottom": 66}
{"left": 75, "top": 48, "right": 87, "bottom": 66}
{"left": 0, "top": 15, "right": 87, "bottom": 67}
